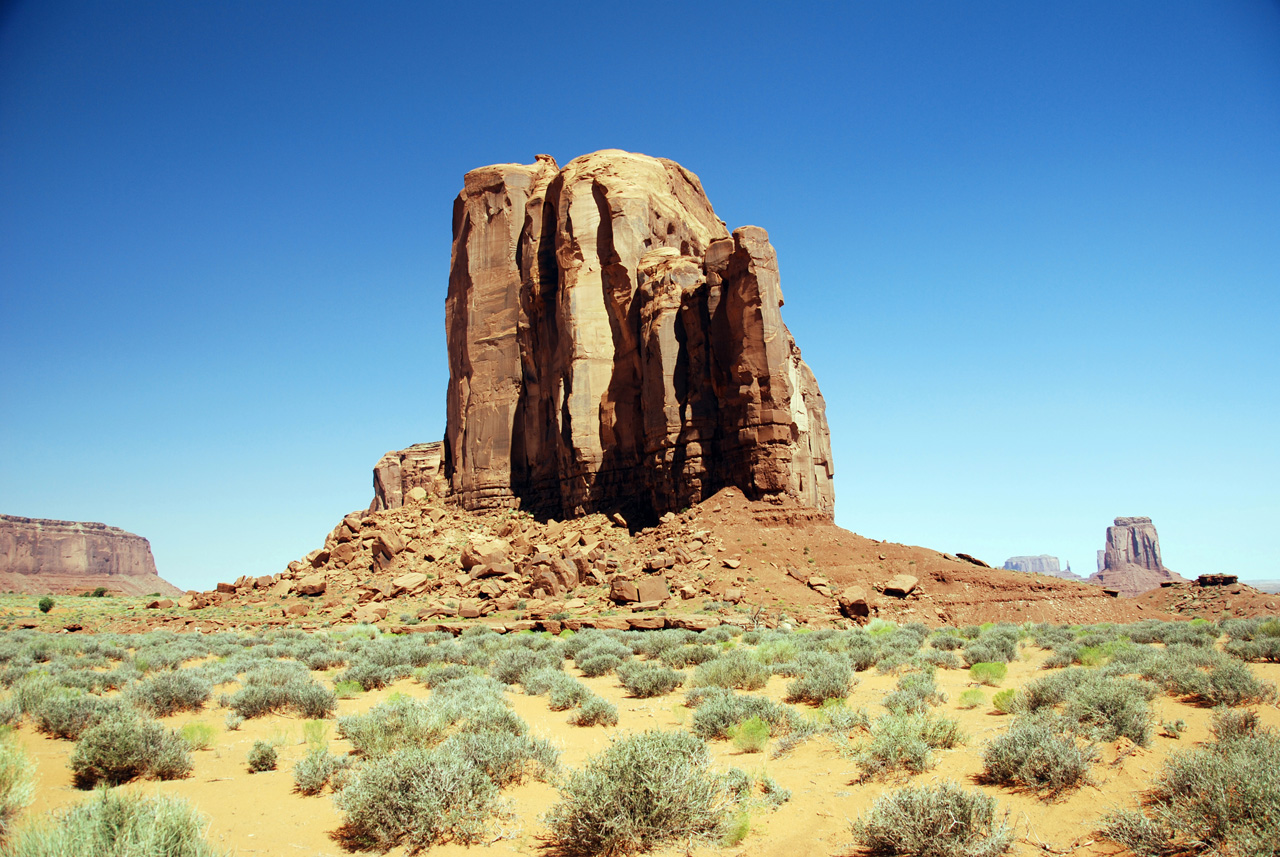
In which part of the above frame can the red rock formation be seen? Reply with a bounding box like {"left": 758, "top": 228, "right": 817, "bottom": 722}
{"left": 443, "top": 150, "right": 834, "bottom": 524}
{"left": 0, "top": 514, "right": 180, "bottom": 596}
{"left": 1087, "top": 516, "right": 1183, "bottom": 596}
{"left": 371, "top": 442, "right": 447, "bottom": 511}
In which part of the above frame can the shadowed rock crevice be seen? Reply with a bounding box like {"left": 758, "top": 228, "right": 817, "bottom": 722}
{"left": 433, "top": 150, "right": 833, "bottom": 523}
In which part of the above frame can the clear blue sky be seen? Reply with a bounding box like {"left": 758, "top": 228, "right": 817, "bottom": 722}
{"left": 2, "top": 1, "right": 1277, "bottom": 592}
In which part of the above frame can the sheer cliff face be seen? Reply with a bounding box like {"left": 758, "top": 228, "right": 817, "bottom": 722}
{"left": 444, "top": 150, "right": 834, "bottom": 523}
{"left": 1088, "top": 516, "right": 1182, "bottom": 596}
{"left": 0, "top": 515, "right": 180, "bottom": 596}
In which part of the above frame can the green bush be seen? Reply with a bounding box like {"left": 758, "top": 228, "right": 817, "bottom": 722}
{"left": 980, "top": 714, "right": 1095, "bottom": 795}
{"left": 1101, "top": 728, "right": 1280, "bottom": 856}
{"left": 729, "top": 716, "right": 770, "bottom": 753}
{"left": 569, "top": 695, "right": 618, "bottom": 727}
{"left": 37, "top": 597, "right": 53, "bottom": 615}
{"left": 958, "top": 689, "right": 985, "bottom": 709}
{"left": 247, "top": 740, "right": 277, "bottom": 773}
{"left": 7, "top": 789, "right": 225, "bottom": 857}
{"left": 179, "top": 722, "right": 215, "bottom": 751}
{"left": 128, "top": 670, "right": 212, "bottom": 717}
{"left": 334, "top": 747, "right": 499, "bottom": 851}
{"left": 969, "top": 662, "right": 1007, "bottom": 686}
{"left": 991, "top": 689, "right": 1018, "bottom": 713}
{"left": 70, "top": 715, "right": 193, "bottom": 788}
{"left": 852, "top": 782, "right": 1013, "bottom": 857}
{"left": 617, "top": 662, "right": 684, "bottom": 698}
{"left": 543, "top": 730, "right": 732, "bottom": 856}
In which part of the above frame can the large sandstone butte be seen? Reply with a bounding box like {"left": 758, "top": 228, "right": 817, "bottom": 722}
{"left": 0, "top": 514, "right": 180, "bottom": 597}
{"left": 440, "top": 150, "right": 833, "bottom": 524}
{"left": 1088, "top": 516, "right": 1183, "bottom": 597}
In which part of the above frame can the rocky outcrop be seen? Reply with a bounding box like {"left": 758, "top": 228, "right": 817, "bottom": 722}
{"left": 443, "top": 150, "right": 834, "bottom": 524}
{"left": 1088, "top": 516, "right": 1183, "bottom": 597}
{"left": 0, "top": 515, "right": 180, "bottom": 596}
{"left": 372, "top": 442, "right": 448, "bottom": 512}
{"left": 1003, "top": 555, "right": 1085, "bottom": 582}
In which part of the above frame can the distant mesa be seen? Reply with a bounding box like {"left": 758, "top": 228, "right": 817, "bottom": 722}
{"left": 1002, "top": 555, "right": 1085, "bottom": 582}
{"left": 380, "top": 149, "right": 834, "bottom": 525}
{"left": 0, "top": 514, "right": 181, "bottom": 596}
{"left": 1087, "top": 516, "right": 1184, "bottom": 597}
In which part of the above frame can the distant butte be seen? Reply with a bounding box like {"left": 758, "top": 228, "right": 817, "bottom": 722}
{"left": 1088, "top": 516, "right": 1184, "bottom": 597}
{"left": 0, "top": 514, "right": 181, "bottom": 596}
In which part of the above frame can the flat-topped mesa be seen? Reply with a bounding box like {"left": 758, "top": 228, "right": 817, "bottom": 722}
{"left": 1002, "top": 555, "right": 1085, "bottom": 582}
{"left": 1088, "top": 515, "right": 1183, "bottom": 596}
{"left": 0, "top": 514, "right": 180, "bottom": 596}
{"left": 443, "top": 150, "right": 834, "bottom": 524}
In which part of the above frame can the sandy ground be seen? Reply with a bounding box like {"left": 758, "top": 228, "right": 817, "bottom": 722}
{"left": 13, "top": 649, "right": 1280, "bottom": 857}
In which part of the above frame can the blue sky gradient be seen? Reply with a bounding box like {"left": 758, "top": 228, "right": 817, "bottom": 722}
{"left": 2, "top": 1, "right": 1277, "bottom": 591}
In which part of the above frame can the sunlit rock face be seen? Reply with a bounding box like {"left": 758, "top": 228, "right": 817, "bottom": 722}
{"left": 0, "top": 514, "right": 179, "bottom": 596}
{"left": 1088, "top": 516, "right": 1183, "bottom": 596}
{"left": 443, "top": 150, "right": 834, "bottom": 523}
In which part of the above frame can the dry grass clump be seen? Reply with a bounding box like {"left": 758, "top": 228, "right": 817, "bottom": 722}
{"left": 7, "top": 789, "right": 225, "bottom": 857}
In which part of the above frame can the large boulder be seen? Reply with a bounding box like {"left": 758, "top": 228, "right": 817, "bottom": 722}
{"left": 837, "top": 586, "right": 871, "bottom": 619}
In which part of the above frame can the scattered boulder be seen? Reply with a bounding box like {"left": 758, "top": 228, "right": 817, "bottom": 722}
{"left": 295, "top": 574, "right": 327, "bottom": 597}
{"left": 837, "top": 586, "right": 871, "bottom": 619}
{"left": 883, "top": 575, "right": 918, "bottom": 598}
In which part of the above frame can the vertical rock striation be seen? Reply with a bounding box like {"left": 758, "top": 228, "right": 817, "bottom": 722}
{"left": 1088, "top": 516, "right": 1183, "bottom": 596}
{"left": 443, "top": 150, "right": 834, "bottom": 523}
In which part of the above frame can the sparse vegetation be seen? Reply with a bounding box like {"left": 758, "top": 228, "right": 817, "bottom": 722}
{"left": 852, "top": 782, "right": 1013, "bottom": 857}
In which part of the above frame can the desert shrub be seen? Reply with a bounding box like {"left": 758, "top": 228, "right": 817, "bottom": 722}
{"left": 980, "top": 714, "right": 1096, "bottom": 795}
{"left": 70, "top": 715, "right": 192, "bottom": 788}
{"left": 930, "top": 632, "right": 965, "bottom": 651}
{"left": 230, "top": 663, "right": 336, "bottom": 719}
{"left": 547, "top": 674, "right": 591, "bottom": 711}
{"left": 969, "top": 662, "right": 1007, "bottom": 686}
{"left": 569, "top": 695, "right": 618, "bottom": 727}
{"left": 11, "top": 673, "right": 57, "bottom": 716}
{"left": 335, "top": 660, "right": 395, "bottom": 692}
{"left": 7, "top": 789, "right": 224, "bottom": 857}
{"left": 617, "top": 662, "right": 684, "bottom": 698}
{"left": 729, "top": 717, "right": 770, "bottom": 753}
{"left": 784, "top": 655, "right": 853, "bottom": 704}
{"left": 293, "top": 747, "right": 336, "bottom": 795}
{"left": 179, "top": 722, "right": 215, "bottom": 751}
{"left": 491, "top": 647, "right": 560, "bottom": 686}
{"left": 32, "top": 692, "right": 124, "bottom": 740}
{"left": 413, "top": 662, "right": 474, "bottom": 687}
{"left": 543, "top": 730, "right": 732, "bottom": 856}
{"left": 992, "top": 689, "right": 1018, "bottom": 713}
{"left": 333, "top": 680, "right": 362, "bottom": 698}
{"left": 1210, "top": 706, "right": 1259, "bottom": 742}
{"left": 334, "top": 747, "right": 499, "bottom": 851}
{"left": 852, "top": 782, "right": 1013, "bottom": 857}
{"left": 660, "top": 645, "right": 719, "bottom": 669}
{"left": 692, "top": 650, "right": 770, "bottom": 690}
{"left": 883, "top": 668, "right": 944, "bottom": 714}
{"left": 962, "top": 632, "right": 1018, "bottom": 668}
{"left": 914, "top": 648, "right": 963, "bottom": 670}
{"left": 1064, "top": 675, "right": 1155, "bottom": 745}
{"left": 578, "top": 654, "right": 623, "bottom": 677}
{"left": 434, "top": 729, "right": 555, "bottom": 788}
{"left": 689, "top": 688, "right": 795, "bottom": 740}
{"left": 246, "top": 740, "right": 277, "bottom": 773}
{"left": 519, "top": 666, "right": 563, "bottom": 696}
{"left": 1195, "top": 660, "right": 1273, "bottom": 707}
{"left": 855, "top": 713, "right": 964, "bottom": 780}
{"left": 1101, "top": 728, "right": 1280, "bottom": 857}
{"left": 128, "top": 670, "right": 212, "bottom": 717}
{"left": 37, "top": 597, "right": 53, "bottom": 614}
{"left": 223, "top": 713, "right": 244, "bottom": 731}
{"left": 0, "top": 737, "right": 34, "bottom": 841}
{"left": 958, "top": 689, "right": 985, "bottom": 709}
{"left": 338, "top": 695, "right": 445, "bottom": 758}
